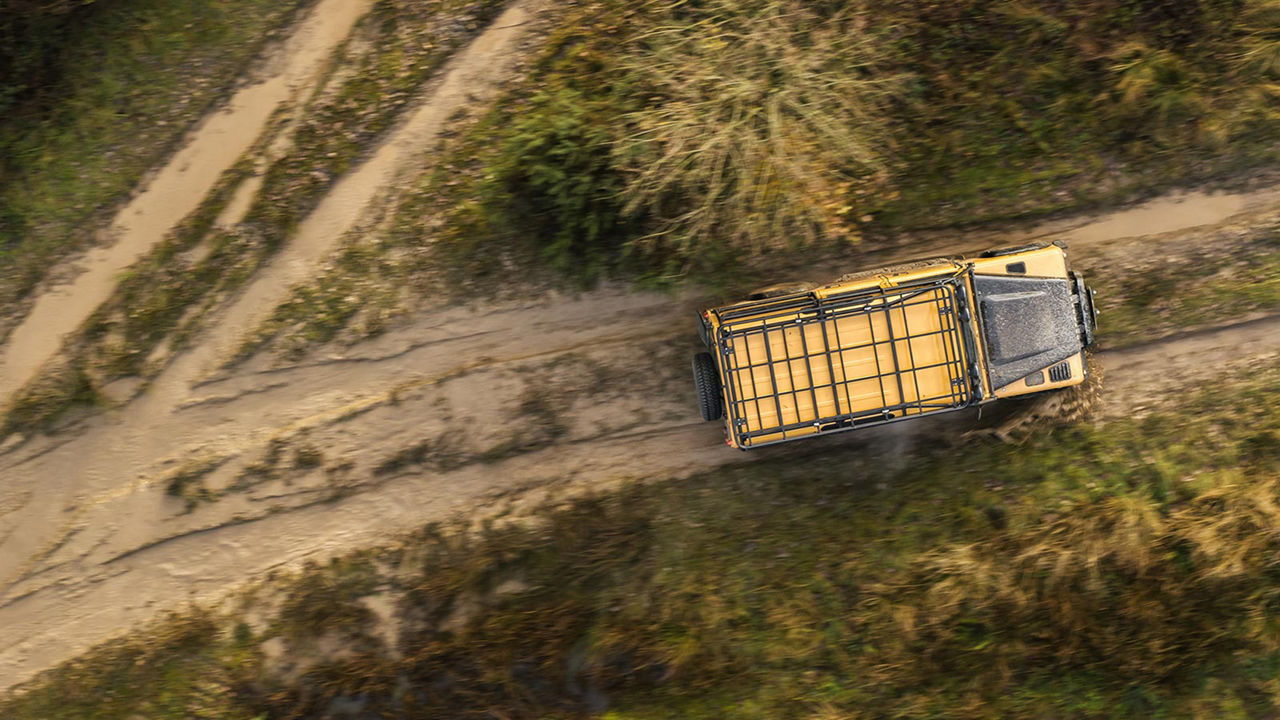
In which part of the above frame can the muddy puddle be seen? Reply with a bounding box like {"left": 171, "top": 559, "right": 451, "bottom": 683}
{"left": 1057, "top": 189, "right": 1253, "bottom": 243}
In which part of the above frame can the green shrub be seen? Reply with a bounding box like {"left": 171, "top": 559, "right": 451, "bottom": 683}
{"left": 490, "top": 88, "right": 632, "bottom": 282}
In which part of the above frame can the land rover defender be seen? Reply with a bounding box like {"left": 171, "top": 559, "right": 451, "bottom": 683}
{"left": 692, "top": 242, "right": 1098, "bottom": 449}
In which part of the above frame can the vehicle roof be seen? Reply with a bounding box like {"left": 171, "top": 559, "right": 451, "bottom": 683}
{"left": 710, "top": 271, "right": 975, "bottom": 448}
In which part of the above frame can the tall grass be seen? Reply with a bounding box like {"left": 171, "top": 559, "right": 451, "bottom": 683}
{"left": 427, "top": 0, "right": 1280, "bottom": 284}
{"left": 1217, "top": 0, "right": 1280, "bottom": 144}
{"left": 615, "top": 0, "right": 896, "bottom": 262}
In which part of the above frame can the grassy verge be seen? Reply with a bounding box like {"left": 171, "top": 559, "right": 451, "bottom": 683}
{"left": 6, "top": 363, "right": 1280, "bottom": 718}
{"left": 0, "top": 610, "right": 260, "bottom": 720}
{"left": 427, "top": 0, "right": 1280, "bottom": 278}
{"left": 0, "top": 0, "right": 312, "bottom": 331}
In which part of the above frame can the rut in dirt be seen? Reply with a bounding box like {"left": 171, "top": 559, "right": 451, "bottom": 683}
{"left": 0, "top": 0, "right": 374, "bottom": 403}
{"left": 141, "top": 0, "right": 541, "bottom": 414}
{"left": 2, "top": 303, "right": 1279, "bottom": 692}
{"left": 0, "top": 0, "right": 551, "bottom": 690}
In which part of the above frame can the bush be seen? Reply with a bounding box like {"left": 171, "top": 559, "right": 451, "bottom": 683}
{"left": 489, "top": 88, "right": 632, "bottom": 282}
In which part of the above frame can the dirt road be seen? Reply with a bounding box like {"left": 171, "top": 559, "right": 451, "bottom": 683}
{"left": 3, "top": 1, "right": 1280, "bottom": 693}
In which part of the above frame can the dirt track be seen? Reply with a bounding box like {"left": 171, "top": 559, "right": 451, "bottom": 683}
{"left": 0, "top": 0, "right": 374, "bottom": 402}
{"left": 2, "top": 1, "right": 1280, "bottom": 693}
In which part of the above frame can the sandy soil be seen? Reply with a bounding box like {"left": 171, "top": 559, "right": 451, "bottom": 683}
{"left": 3, "top": 1, "right": 1280, "bottom": 693}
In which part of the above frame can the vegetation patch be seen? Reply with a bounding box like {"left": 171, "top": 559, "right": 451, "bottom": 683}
{"left": 0, "top": 357, "right": 101, "bottom": 435}
{"left": 247, "top": 0, "right": 1280, "bottom": 361}
{"left": 163, "top": 455, "right": 229, "bottom": 513}
{"left": 0, "top": 610, "right": 256, "bottom": 720}
{"left": 439, "top": 0, "right": 1280, "bottom": 280}
{"left": 7, "top": 364, "right": 1280, "bottom": 718}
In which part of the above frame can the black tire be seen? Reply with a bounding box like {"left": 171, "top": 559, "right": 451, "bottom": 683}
{"left": 692, "top": 352, "right": 724, "bottom": 421}
{"left": 979, "top": 241, "right": 1049, "bottom": 258}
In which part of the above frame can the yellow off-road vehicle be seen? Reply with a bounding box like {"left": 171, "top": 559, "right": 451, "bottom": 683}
{"left": 693, "top": 242, "right": 1098, "bottom": 449}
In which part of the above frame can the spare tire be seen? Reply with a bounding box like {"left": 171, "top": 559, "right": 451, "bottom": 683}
{"left": 692, "top": 352, "right": 724, "bottom": 421}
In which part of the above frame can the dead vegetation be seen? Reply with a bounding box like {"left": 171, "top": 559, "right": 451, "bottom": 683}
{"left": 615, "top": 0, "right": 897, "bottom": 255}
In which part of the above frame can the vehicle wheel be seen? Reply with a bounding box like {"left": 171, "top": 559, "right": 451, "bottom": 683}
{"left": 746, "top": 281, "right": 816, "bottom": 301}
{"left": 979, "top": 241, "right": 1049, "bottom": 258}
{"left": 692, "top": 352, "right": 724, "bottom": 421}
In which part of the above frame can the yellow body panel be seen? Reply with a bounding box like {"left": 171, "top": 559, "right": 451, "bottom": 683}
{"left": 991, "top": 349, "right": 1087, "bottom": 399}
{"left": 969, "top": 247, "right": 1068, "bottom": 278}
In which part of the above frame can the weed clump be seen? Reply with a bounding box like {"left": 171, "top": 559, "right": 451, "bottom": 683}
{"left": 487, "top": 88, "right": 633, "bottom": 282}
{"left": 163, "top": 456, "right": 225, "bottom": 512}
{"left": 0, "top": 357, "right": 99, "bottom": 435}
{"left": 616, "top": 0, "right": 895, "bottom": 259}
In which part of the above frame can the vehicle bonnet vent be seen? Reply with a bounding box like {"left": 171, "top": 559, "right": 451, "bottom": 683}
{"left": 1048, "top": 362, "right": 1071, "bottom": 383}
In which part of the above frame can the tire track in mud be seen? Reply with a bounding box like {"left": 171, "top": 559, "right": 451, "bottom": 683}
{"left": 0, "top": 0, "right": 374, "bottom": 403}
{"left": 1099, "top": 313, "right": 1280, "bottom": 417}
{"left": 0, "top": 0, "right": 547, "bottom": 558}
{"left": 140, "top": 0, "right": 542, "bottom": 416}
{"left": 4, "top": 307, "right": 1279, "bottom": 691}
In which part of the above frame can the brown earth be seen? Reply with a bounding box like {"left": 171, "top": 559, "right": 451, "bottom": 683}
{"left": 2, "top": 0, "right": 1280, "bottom": 693}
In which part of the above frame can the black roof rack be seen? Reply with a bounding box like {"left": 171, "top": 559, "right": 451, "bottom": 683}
{"left": 711, "top": 269, "right": 980, "bottom": 449}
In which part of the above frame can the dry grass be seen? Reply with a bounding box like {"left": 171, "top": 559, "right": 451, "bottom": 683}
{"left": 615, "top": 0, "right": 897, "bottom": 258}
